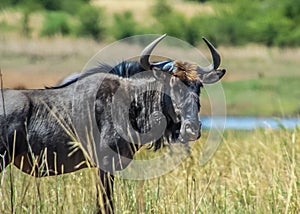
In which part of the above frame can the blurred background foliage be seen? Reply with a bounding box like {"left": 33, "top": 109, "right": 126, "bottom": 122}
{"left": 0, "top": 0, "right": 300, "bottom": 46}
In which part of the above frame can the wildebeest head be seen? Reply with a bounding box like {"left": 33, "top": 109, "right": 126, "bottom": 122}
{"left": 139, "top": 34, "right": 226, "bottom": 143}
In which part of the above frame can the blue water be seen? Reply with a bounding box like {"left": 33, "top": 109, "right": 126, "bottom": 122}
{"left": 201, "top": 117, "right": 300, "bottom": 130}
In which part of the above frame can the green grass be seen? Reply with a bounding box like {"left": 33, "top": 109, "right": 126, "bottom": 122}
{"left": 224, "top": 76, "right": 300, "bottom": 116}
{"left": 201, "top": 76, "right": 300, "bottom": 117}
{"left": 0, "top": 20, "right": 17, "bottom": 32}
{"left": 1, "top": 128, "right": 299, "bottom": 213}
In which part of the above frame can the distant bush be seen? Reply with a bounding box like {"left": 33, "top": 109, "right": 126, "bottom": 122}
{"left": 151, "top": 0, "right": 187, "bottom": 41}
{"left": 40, "top": 12, "right": 71, "bottom": 37}
{"left": 276, "top": 0, "right": 300, "bottom": 46}
{"left": 155, "top": 12, "right": 187, "bottom": 41}
{"left": 39, "top": 0, "right": 62, "bottom": 11}
{"left": 59, "top": 0, "right": 91, "bottom": 15}
{"left": 151, "top": 0, "right": 173, "bottom": 18}
{"left": 110, "top": 11, "right": 140, "bottom": 40}
{"left": 183, "top": 0, "right": 208, "bottom": 2}
{"left": 186, "top": 15, "right": 217, "bottom": 46}
{"left": 183, "top": 0, "right": 299, "bottom": 47}
{"left": 2, "top": 0, "right": 91, "bottom": 13}
{"left": 76, "top": 5, "right": 105, "bottom": 41}
{"left": 21, "top": 10, "right": 31, "bottom": 37}
{"left": 193, "top": 0, "right": 259, "bottom": 46}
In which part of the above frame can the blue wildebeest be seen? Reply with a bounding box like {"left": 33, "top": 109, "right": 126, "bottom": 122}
{"left": 0, "top": 35, "right": 226, "bottom": 213}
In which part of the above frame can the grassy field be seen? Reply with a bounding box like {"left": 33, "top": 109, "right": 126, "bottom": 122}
{"left": 1, "top": 128, "right": 299, "bottom": 213}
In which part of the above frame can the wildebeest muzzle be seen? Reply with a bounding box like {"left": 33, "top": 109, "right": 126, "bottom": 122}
{"left": 178, "top": 119, "right": 201, "bottom": 143}
{"left": 175, "top": 92, "right": 202, "bottom": 143}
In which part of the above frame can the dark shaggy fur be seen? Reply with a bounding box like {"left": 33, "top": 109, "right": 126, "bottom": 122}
{"left": 51, "top": 61, "right": 196, "bottom": 151}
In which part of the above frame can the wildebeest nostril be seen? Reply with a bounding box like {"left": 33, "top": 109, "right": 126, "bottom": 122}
{"left": 184, "top": 122, "right": 198, "bottom": 135}
{"left": 185, "top": 123, "right": 191, "bottom": 129}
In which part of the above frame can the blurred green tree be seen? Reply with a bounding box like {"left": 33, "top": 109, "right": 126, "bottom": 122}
{"left": 151, "top": 0, "right": 187, "bottom": 40}
{"left": 77, "top": 5, "right": 105, "bottom": 41}
{"left": 111, "top": 11, "right": 140, "bottom": 40}
{"left": 40, "top": 11, "right": 71, "bottom": 37}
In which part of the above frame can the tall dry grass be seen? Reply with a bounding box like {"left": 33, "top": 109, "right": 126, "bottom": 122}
{"left": 1, "top": 128, "right": 299, "bottom": 213}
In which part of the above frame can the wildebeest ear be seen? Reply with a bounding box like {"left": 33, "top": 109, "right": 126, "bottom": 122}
{"left": 199, "top": 69, "right": 226, "bottom": 84}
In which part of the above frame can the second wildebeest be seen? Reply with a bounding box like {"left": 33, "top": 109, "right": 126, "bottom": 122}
{"left": 0, "top": 35, "right": 226, "bottom": 213}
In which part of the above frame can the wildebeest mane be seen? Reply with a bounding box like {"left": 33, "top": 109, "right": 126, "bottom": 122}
{"left": 47, "top": 61, "right": 144, "bottom": 89}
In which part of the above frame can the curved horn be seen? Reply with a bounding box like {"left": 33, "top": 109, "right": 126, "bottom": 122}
{"left": 140, "top": 34, "right": 167, "bottom": 70}
{"left": 197, "top": 37, "right": 221, "bottom": 73}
